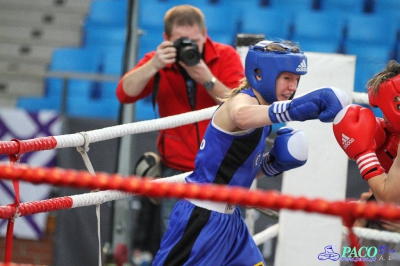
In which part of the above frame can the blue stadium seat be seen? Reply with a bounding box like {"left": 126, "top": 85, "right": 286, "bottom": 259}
{"left": 64, "top": 71, "right": 121, "bottom": 120}
{"left": 140, "top": 1, "right": 239, "bottom": 46}
{"left": 17, "top": 0, "right": 126, "bottom": 119}
{"left": 352, "top": 59, "right": 386, "bottom": 92}
{"left": 46, "top": 47, "right": 102, "bottom": 99}
{"left": 239, "top": 7, "right": 293, "bottom": 40}
{"left": 268, "top": 0, "right": 316, "bottom": 13}
{"left": 66, "top": 96, "right": 120, "bottom": 120}
{"left": 139, "top": 1, "right": 173, "bottom": 32}
{"left": 101, "top": 46, "right": 124, "bottom": 75}
{"left": 84, "top": 25, "right": 126, "bottom": 47}
{"left": 17, "top": 95, "right": 62, "bottom": 112}
{"left": 138, "top": 30, "right": 164, "bottom": 59}
{"left": 291, "top": 11, "right": 345, "bottom": 53}
{"left": 374, "top": 0, "right": 400, "bottom": 16}
{"left": 346, "top": 45, "right": 391, "bottom": 95}
{"left": 85, "top": 0, "right": 128, "bottom": 28}
{"left": 352, "top": 60, "right": 384, "bottom": 118}
{"left": 343, "top": 13, "right": 397, "bottom": 47}
{"left": 18, "top": 48, "right": 104, "bottom": 114}
{"left": 342, "top": 14, "right": 394, "bottom": 111}
{"left": 342, "top": 13, "right": 398, "bottom": 73}
{"left": 180, "top": 1, "right": 238, "bottom": 45}
{"left": 319, "top": 0, "right": 365, "bottom": 14}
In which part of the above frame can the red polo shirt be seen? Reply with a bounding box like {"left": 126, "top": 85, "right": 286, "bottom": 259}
{"left": 116, "top": 37, "right": 244, "bottom": 171}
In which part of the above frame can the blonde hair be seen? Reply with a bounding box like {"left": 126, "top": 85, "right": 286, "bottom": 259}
{"left": 367, "top": 60, "right": 400, "bottom": 95}
{"left": 164, "top": 5, "right": 206, "bottom": 38}
{"left": 224, "top": 41, "right": 301, "bottom": 101}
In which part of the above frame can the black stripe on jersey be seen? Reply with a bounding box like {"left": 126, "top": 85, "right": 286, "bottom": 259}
{"left": 164, "top": 206, "right": 211, "bottom": 266}
{"left": 214, "top": 127, "right": 263, "bottom": 185}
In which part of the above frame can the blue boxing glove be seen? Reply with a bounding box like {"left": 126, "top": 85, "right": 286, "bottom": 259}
{"left": 262, "top": 127, "right": 308, "bottom": 177}
{"left": 268, "top": 87, "right": 350, "bottom": 123}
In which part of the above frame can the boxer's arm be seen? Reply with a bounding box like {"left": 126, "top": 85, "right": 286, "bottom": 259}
{"left": 369, "top": 145, "right": 400, "bottom": 203}
{"left": 268, "top": 87, "right": 350, "bottom": 123}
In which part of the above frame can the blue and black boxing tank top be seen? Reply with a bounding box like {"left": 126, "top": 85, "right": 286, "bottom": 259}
{"left": 186, "top": 88, "right": 271, "bottom": 189}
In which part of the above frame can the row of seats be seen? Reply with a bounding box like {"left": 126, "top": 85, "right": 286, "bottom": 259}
{"left": 139, "top": 0, "right": 400, "bottom": 92}
{"left": 138, "top": 0, "right": 400, "bottom": 54}
{"left": 0, "top": 0, "right": 91, "bottom": 108}
{"left": 17, "top": 0, "right": 127, "bottom": 121}
{"left": 16, "top": 0, "right": 163, "bottom": 121}
{"left": 15, "top": 0, "right": 400, "bottom": 121}
{"left": 17, "top": 46, "right": 123, "bottom": 118}
{"left": 180, "top": 0, "right": 400, "bottom": 15}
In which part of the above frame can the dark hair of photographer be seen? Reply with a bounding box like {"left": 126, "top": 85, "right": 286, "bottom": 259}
{"left": 164, "top": 5, "right": 205, "bottom": 39}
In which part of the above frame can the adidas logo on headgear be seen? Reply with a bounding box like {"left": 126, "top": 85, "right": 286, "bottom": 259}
{"left": 341, "top": 133, "right": 354, "bottom": 149}
{"left": 296, "top": 60, "right": 307, "bottom": 72}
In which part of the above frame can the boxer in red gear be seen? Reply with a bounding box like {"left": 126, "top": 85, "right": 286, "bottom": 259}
{"left": 333, "top": 104, "right": 400, "bottom": 203}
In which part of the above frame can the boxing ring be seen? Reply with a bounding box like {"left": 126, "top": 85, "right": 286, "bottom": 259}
{"left": 0, "top": 89, "right": 400, "bottom": 266}
{"left": 0, "top": 50, "right": 397, "bottom": 266}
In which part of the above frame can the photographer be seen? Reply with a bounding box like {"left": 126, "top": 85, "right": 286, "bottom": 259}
{"left": 116, "top": 3, "right": 244, "bottom": 250}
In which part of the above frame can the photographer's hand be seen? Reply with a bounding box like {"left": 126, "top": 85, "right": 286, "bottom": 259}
{"left": 181, "top": 59, "right": 231, "bottom": 103}
{"left": 180, "top": 59, "right": 212, "bottom": 85}
{"left": 121, "top": 41, "right": 176, "bottom": 98}
{"left": 152, "top": 41, "right": 177, "bottom": 70}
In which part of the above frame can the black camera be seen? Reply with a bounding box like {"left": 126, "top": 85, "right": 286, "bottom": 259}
{"left": 173, "top": 37, "right": 201, "bottom": 66}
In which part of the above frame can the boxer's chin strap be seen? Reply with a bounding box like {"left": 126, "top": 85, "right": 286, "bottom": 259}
{"left": 76, "top": 132, "right": 102, "bottom": 266}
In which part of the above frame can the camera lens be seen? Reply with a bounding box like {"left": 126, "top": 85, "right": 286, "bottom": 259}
{"left": 181, "top": 47, "right": 201, "bottom": 66}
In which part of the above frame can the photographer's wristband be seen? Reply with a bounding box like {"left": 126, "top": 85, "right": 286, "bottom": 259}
{"left": 203, "top": 76, "right": 216, "bottom": 91}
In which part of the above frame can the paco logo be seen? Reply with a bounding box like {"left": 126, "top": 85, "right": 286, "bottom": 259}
{"left": 318, "top": 245, "right": 340, "bottom": 261}
{"left": 342, "top": 246, "right": 378, "bottom": 258}
{"left": 318, "top": 245, "right": 396, "bottom": 263}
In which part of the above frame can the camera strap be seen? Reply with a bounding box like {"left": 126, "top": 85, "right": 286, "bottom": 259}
{"left": 151, "top": 67, "right": 201, "bottom": 148}
{"left": 177, "top": 65, "right": 201, "bottom": 148}
{"left": 151, "top": 72, "right": 160, "bottom": 114}
{"left": 178, "top": 65, "right": 197, "bottom": 111}
{"left": 152, "top": 67, "right": 197, "bottom": 111}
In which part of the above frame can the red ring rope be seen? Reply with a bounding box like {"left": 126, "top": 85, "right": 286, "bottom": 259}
{"left": 0, "top": 164, "right": 399, "bottom": 223}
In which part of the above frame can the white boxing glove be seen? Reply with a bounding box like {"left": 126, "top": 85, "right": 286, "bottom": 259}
{"left": 262, "top": 127, "right": 308, "bottom": 177}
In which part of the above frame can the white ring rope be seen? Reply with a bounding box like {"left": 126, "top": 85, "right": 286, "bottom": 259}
{"left": 51, "top": 92, "right": 368, "bottom": 150}
{"left": 344, "top": 226, "right": 400, "bottom": 243}
{"left": 70, "top": 173, "right": 189, "bottom": 208}
{"left": 54, "top": 106, "right": 217, "bottom": 149}
{"left": 253, "top": 224, "right": 280, "bottom": 246}
{"left": 252, "top": 224, "right": 400, "bottom": 246}
{"left": 352, "top": 91, "right": 370, "bottom": 104}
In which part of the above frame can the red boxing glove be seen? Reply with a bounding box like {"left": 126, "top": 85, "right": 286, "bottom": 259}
{"left": 333, "top": 104, "right": 385, "bottom": 180}
{"left": 376, "top": 119, "right": 400, "bottom": 173}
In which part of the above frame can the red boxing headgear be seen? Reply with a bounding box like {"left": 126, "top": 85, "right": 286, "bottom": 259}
{"left": 368, "top": 75, "right": 400, "bottom": 132}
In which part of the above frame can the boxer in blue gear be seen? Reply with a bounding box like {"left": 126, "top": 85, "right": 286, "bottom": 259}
{"left": 153, "top": 40, "right": 349, "bottom": 266}
{"left": 153, "top": 88, "right": 269, "bottom": 266}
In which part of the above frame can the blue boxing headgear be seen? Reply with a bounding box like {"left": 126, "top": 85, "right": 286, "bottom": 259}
{"left": 245, "top": 40, "right": 307, "bottom": 103}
